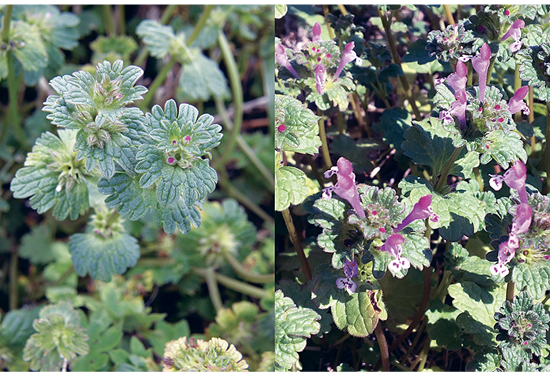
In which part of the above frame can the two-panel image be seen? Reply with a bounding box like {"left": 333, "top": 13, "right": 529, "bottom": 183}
{"left": 0, "top": 3, "right": 548, "bottom": 372}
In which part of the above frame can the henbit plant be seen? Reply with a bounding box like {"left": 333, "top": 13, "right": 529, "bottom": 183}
{"left": 11, "top": 60, "right": 222, "bottom": 283}
{"left": 275, "top": 4, "right": 550, "bottom": 372}
{"left": 2, "top": 4, "right": 274, "bottom": 372}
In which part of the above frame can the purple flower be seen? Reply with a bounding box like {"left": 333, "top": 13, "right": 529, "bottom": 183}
{"left": 446, "top": 60, "right": 468, "bottom": 94}
{"left": 336, "top": 257, "right": 358, "bottom": 294}
{"left": 393, "top": 194, "right": 439, "bottom": 233}
{"left": 472, "top": 43, "right": 491, "bottom": 103}
{"left": 489, "top": 160, "right": 528, "bottom": 204}
{"left": 449, "top": 90, "right": 467, "bottom": 129}
{"left": 312, "top": 22, "right": 322, "bottom": 42}
{"left": 380, "top": 234, "right": 411, "bottom": 274}
{"left": 323, "top": 157, "right": 365, "bottom": 218}
{"left": 336, "top": 277, "right": 357, "bottom": 294}
{"left": 502, "top": 19, "right": 525, "bottom": 52}
{"left": 508, "top": 86, "right": 530, "bottom": 115}
{"left": 343, "top": 258, "right": 358, "bottom": 279}
{"left": 510, "top": 203, "right": 532, "bottom": 236}
{"left": 275, "top": 43, "right": 300, "bottom": 79}
{"left": 334, "top": 42, "right": 357, "bottom": 80}
{"left": 315, "top": 63, "right": 326, "bottom": 95}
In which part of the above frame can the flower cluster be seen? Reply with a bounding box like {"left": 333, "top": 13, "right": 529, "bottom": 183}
{"left": 426, "top": 23, "right": 475, "bottom": 62}
{"left": 275, "top": 22, "right": 361, "bottom": 95}
{"left": 489, "top": 161, "right": 533, "bottom": 276}
{"left": 438, "top": 43, "right": 529, "bottom": 137}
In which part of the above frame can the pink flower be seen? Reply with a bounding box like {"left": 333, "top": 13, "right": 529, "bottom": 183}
{"left": 501, "top": 19, "right": 525, "bottom": 52}
{"left": 380, "top": 234, "right": 411, "bottom": 274}
{"left": 275, "top": 43, "right": 300, "bottom": 79}
{"left": 490, "top": 262, "right": 509, "bottom": 277}
{"left": 315, "top": 63, "right": 326, "bottom": 95}
{"left": 446, "top": 60, "right": 468, "bottom": 94}
{"left": 334, "top": 42, "right": 357, "bottom": 80}
{"left": 510, "top": 203, "right": 532, "bottom": 235}
{"left": 312, "top": 22, "right": 322, "bottom": 42}
{"left": 322, "top": 157, "right": 365, "bottom": 218}
{"left": 489, "top": 160, "right": 528, "bottom": 204}
{"left": 336, "top": 257, "right": 358, "bottom": 294}
{"left": 449, "top": 90, "right": 467, "bottom": 129}
{"left": 393, "top": 194, "right": 439, "bottom": 233}
{"left": 508, "top": 86, "right": 530, "bottom": 115}
{"left": 472, "top": 43, "right": 491, "bottom": 102}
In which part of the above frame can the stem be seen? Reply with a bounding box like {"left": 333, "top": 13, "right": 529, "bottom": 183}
{"left": 317, "top": 109, "right": 333, "bottom": 170}
{"left": 529, "top": 86, "right": 536, "bottom": 158}
{"left": 215, "top": 30, "right": 244, "bottom": 168}
{"left": 416, "top": 337, "right": 430, "bottom": 372}
{"left": 545, "top": 101, "right": 550, "bottom": 194}
{"left": 486, "top": 57, "right": 495, "bottom": 86}
{"left": 379, "top": 9, "right": 421, "bottom": 120}
{"left": 102, "top": 5, "right": 116, "bottom": 37}
{"left": 187, "top": 5, "right": 215, "bottom": 46}
{"left": 375, "top": 322, "right": 390, "bottom": 372}
{"left": 204, "top": 267, "right": 224, "bottom": 311}
{"left": 213, "top": 97, "right": 274, "bottom": 190}
{"left": 193, "top": 268, "right": 272, "bottom": 300}
{"left": 400, "top": 318, "right": 427, "bottom": 364}
{"left": 217, "top": 169, "right": 274, "bottom": 225}
{"left": 9, "top": 251, "right": 18, "bottom": 310}
{"left": 337, "top": 4, "right": 348, "bottom": 15}
{"left": 281, "top": 208, "right": 312, "bottom": 281}
{"left": 514, "top": 63, "right": 521, "bottom": 124}
{"left": 306, "top": 154, "right": 325, "bottom": 188}
{"left": 336, "top": 110, "right": 344, "bottom": 134}
{"left": 140, "top": 56, "right": 176, "bottom": 110}
{"left": 506, "top": 281, "right": 515, "bottom": 302}
{"left": 61, "top": 357, "right": 68, "bottom": 372}
{"left": 388, "top": 267, "right": 432, "bottom": 354}
{"left": 118, "top": 5, "right": 126, "bottom": 35}
{"left": 474, "top": 167, "right": 483, "bottom": 191}
{"left": 434, "top": 145, "right": 464, "bottom": 192}
{"left": 2, "top": 5, "right": 12, "bottom": 42}
{"left": 223, "top": 251, "right": 274, "bottom": 284}
{"left": 133, "top": 5, "right": 178, "bottom": 66}
{"left": 350, "top": 93, "right": 371, "bottom": 137}
{"left": 322, "top": 5, "right": 336, "bottom": 39}
{"left": 6, "top": 49, "right": 25, "bottom": 147}
{"left": 443, "top": 5, "right": 455, "bottom": 25}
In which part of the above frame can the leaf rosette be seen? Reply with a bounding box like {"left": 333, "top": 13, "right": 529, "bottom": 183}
{"left": 10, "top": 130, "right": 91, "bottom": 221}
{"left": 43, "top": 60, "right": 148, "bottom": 179}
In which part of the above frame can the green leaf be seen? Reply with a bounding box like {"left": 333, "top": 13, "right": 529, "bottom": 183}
{"left": 10, "top": 130, "right": 90, "bottom": 221}
{"left": 445, "top": 242, "right": 494, "bottom": 287}
{"left": 22, "top": 302, "right": 89, "bottom": 372}
{"left": 402, "top": 39, "right": 436, "bottom": 65}
{"left": 512, "top": 263, "right": 550, "bottom": 300}
{"left": 275, "top": 166, "right": 308, "bottom": 211}
{"left": 274, "top": 5, "right": 288, "bottom": 18}
{"left": 274, "top": 290, "right": 320, "bottom": 372}
{"left": 448, "top": 281, "right": 505, "bottom": 347}
{"left": 373, "top": 107, "right": 411, "bottom": 153}
{"left": 135, "top": 20, "right": 177, "bottom": 59}
{"left": 402, "top": 117, "right": 479, "bottom": 178}
{"left": 466, "top": 350, "right": 501, "bottom": 371}
{"left": 332, "top": 288, "right": 387, "bottom": 337}
{"left": 71, "top": 310, "right": 123, "bottom": 371}
{"left": 329, "top": 135, "right": 383, "bottom": 172}
{"left": 399, "top": 176, "right": 488, "bottom": 241}
{"left": 425, "top": 300, "right": 462, "bottom": 351}
{"left": 275, "top": 95, "right": 321, "bottom": 154}
{"left": 69, "top": 232, "right": 140, "bottom": 282}
{"left": 379, "top": 268, "right": 424, "bottom": 324}
{"left": 98, "top": 172, "right": 156, "bottom": 221}
{"left": 178, "top": 52, "right": 230, "bottom": 102}
{"left": 481, "top": 129, "right": 527, "bottom": 169}
{"left": 0, "top": 306, "right": 41, "bottom": 350}
{"left": 18, "top": 224, "right": 55, "bottom": 265}
{"left": 10, "top": 21, "right": 48, "bottom": 72}
{"left": 141, "top": 319, "right": 190, "bottom": 357}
